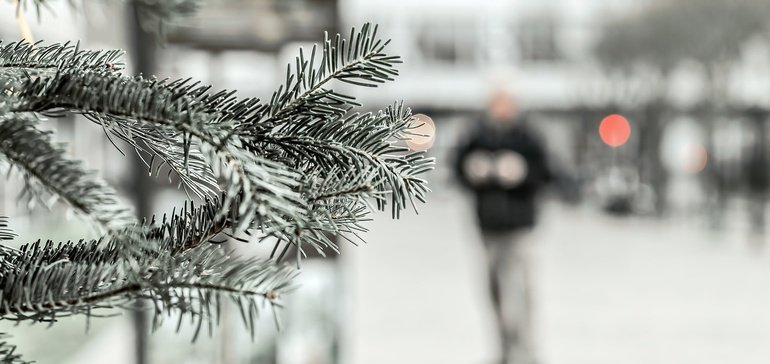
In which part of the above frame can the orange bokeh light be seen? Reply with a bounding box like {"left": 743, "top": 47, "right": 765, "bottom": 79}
{"left": 685, "top": 144, "right": 708, "bottom": 174}
{"left": 406, "top": 114, "right": 436, "bottom": 151}
{"left": 599, "top": 114, "right": 631, "bottom": 147}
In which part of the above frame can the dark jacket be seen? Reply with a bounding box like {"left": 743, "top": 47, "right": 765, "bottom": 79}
{"left": 454, "top": 118, "right": 550, "bottom": 232}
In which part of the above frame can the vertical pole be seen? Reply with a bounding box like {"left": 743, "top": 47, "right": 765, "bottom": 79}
{"left": 126, "top": 4, "right": 156, "bottom": 364}
{"left": 748, "top": 108, "right": 767, "bottom": 237}
{"left": 645, "top": 101, "right": 666, "bottom": 216}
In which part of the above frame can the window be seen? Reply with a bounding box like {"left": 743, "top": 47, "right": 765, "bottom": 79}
{"left": 416, "top": 20, "right": 476, "bottom": 66}
{"left": 517, "top": 15, "right": 561, "bottom": 63}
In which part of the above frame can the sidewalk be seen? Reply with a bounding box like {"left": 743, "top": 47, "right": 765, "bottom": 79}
{"left": 344, "top": 186, "right": 770, "bottom": 364}
{"left": 343, "top": 188, "right": 496, "bottom": 364}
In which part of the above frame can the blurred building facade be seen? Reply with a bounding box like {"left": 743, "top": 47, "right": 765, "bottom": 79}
{"left": 340, "top": 0, "right": 652, "bottom": 111}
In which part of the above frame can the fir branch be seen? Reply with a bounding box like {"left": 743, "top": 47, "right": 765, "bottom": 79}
{"left": 15, "top": 72, "right": 246, "bottom": 133}
{"left": 15, "top": 238, "right": 119, "bottom": 266}
{"left": 0, "top": 20, "right": 431, "bottom": 364}
{"left": 15, "top": 71, "right": 257, "bottom": 173}
{"left": 124, "top": 189, "right": 365, "bottom": 262}
{"left": 0, "top": 41, "right": 125, "bottom": 72}
{"left": 144, "top": 193, "right": 368, "bottom": 261}
{"left": 267, "top": 200, "right": 373, "bottom": 259}
{"left": 0, "top": 217, "right": 19, "bottom": 275}
{"left": 261, "top": 23, "right": 400, "bottom": 124}
{"left": 143, "top": 200, "right": 224, "bottom": 255}
{"left": 0, "top": 238, "right": 294, "bottom": 340}
{"left": 10, "top": 24, "right": 431, "bottom": 231}
{"left": 236, "top": 24, "right": 431, "bottom": 218}
{"left": 306, "top": 170, "right": 383, "bottom": 204}
{"left": 0, "top": 115, "right": 136, "bottom": 232}
{"left": 5, "top": 201, "right": 220, "bottom": 270}
{"left": 251, "top": 104, "right": 433, "bottom": 218}
{"left": 0, "top": 241, "right": 126, "bottom": 321}
{"left": 0, "top": 218, "right": 16, "bottom": 242}
{"left": 96, "top": 116, "right": 219, "bottom": 200}
{"left": 246, "top": 167, "right": 384, "bottom": 260}
{"left": 203, "top": 144, "right": 309, "bottom": 233}
{"left": 15, "top": 71, "right": 276, "bottom": 212}
{"left": 140, "top": 245, "right": 295, "bottom": 339}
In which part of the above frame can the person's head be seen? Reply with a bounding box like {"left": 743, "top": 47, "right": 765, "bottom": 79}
{"left": 487, "top": 89, "right": 518, "bottom": 124}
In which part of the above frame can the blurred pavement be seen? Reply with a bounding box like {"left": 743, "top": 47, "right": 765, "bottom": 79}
{"left": 344, "top": 182, "right": 770, "bottom": 364}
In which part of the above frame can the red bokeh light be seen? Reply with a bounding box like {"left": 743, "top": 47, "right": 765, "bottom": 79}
{"left": 599, "top": 114, "right": 631, "bottom": 147}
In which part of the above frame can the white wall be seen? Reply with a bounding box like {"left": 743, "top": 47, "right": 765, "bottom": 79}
{"left": 337, "top": 0, "right": 645, "bottom": 111}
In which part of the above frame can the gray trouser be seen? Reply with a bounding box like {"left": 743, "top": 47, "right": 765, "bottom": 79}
{"left": 482, "top": 230, "right": 536, "bottom": 364}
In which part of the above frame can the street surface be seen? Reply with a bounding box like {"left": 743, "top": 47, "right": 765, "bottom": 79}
{"left": 344, "top": 181, "right": 770, "bottom": 364}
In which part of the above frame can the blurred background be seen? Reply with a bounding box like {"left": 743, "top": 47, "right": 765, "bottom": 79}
{"left": 4, "top": 0, "right": 770, "bottom": 363}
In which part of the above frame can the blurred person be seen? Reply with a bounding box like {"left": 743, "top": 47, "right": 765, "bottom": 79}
{"left": 454, "top": 90, "right": 550, "bottom": 364}
{"left": 594, "top": 166, "right": 639, "bottom": 215}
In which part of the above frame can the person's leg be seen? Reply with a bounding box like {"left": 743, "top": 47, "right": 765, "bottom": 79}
{"left": 505, "top": 230, "right": 536, "bottom": 364}
{"left": 481, "top": 231, "right": 510, "bottom": 364}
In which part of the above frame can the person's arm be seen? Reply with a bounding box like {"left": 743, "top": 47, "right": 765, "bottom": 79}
{"left": 522, "top": 130, "right": 552, "bottom": 189}
{"left": 453, "top": 134, "right": 476, "bottom": 189}
{"left": 453, "top": 124, "right": 489, "bottom": 189}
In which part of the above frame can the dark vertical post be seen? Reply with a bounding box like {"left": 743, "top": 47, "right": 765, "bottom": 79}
{"left": 705, "top": 104, "right": 727, "bottom": 230}
{"left": 644, "top": 100, "right": 666, "bottom": 215}
{"left": 126, "top": 4, "right": 157, "bottom": 364}
{"left": 747, "top": 107, "right": 767, "bottom": 237}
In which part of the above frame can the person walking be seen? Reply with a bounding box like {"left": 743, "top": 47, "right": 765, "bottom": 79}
{"left": 454, "top": 90, "right": 550, "bottom": 364}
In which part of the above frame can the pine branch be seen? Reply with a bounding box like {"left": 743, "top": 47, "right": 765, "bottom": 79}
{"left": 143, "top": 199, "right": 223, "bottom": 255}
{"left": 305, "top": 168, "right": 384, "bottom": 203}
{"left": 0, "top": 25, "right": 433, "bottom": 272}
{"left": 13, "top": 71, "right": 308, "bottom": 230}
{"left": 0, "top": 237, "right": 294, "bottom": 340}
{"left": 9, "top": 24, "right": 432, "bottom": 234}
{"left": 97, "top": 116, "right": 219, "bottom": 200}
{"left": 0, "top": 41, "right": 123, "bottom": 103}
{"left": 252, "top": 104, "right": 434, "bottom": 218}
{"left": 0, "top": 240, "right": 125, "bottom": 321}
{"left": 261, "top": 23, "right": 400, "bottom": 124}
{"left": 4, "top": 201, "right": 219, "bottom": 270}
{"left": 0, "top": 217, "right": 19, "bottom": 275}
{"left": 0, "top": 23, "right": 433, "bottom": 352}
{"left": 235, "top": 25, "right": 432, "bottom": 218}
{"left": 142, "top": 193, "right": 370, "bottom": 261}
{"left": 0, "top": 48, "right": 222, "bottom": 199}
{"left": 15, "top": 72, "right": 246, "bottom": 134}
{"left": 141, "top": 194, "right": 360, "bottom": 261}
{"left": 0, "top": 218, "right": 16, "bottom": 242}
{"left": 0, "top": 115, "right": 136, "bottom": 232}
{"left": 139, "top": 246, "right": 295, "bottom": 340}
{"left": 202, "top": 144, "right": 309, "bottom": 234}
{"left": 14, "top": 72, "right": 257, "bottom": 170}
{"left": 0, "top": 41, "right": 124, "bottom": 72}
